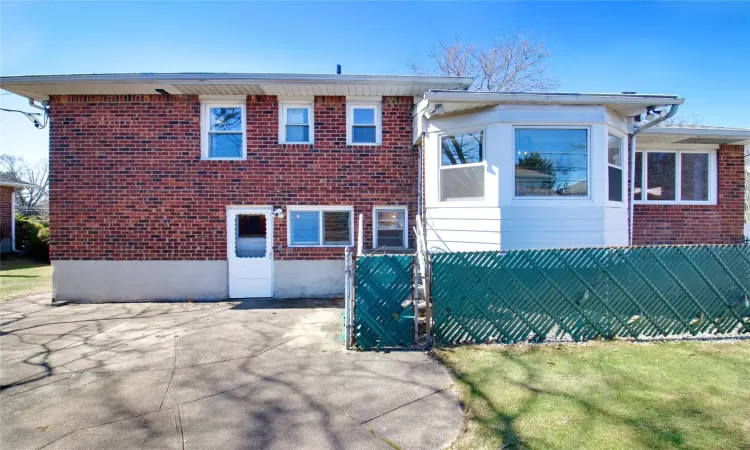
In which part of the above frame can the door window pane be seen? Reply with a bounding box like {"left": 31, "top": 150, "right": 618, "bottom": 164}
{"left": 235, "top": 214, "right": 266, "bottom": 258}
{"left": 647, "top": 152, "right": 676, "bottom": 201}
{"left": 376, "top": 210, "right": 405, "bottom": 247}
{"left": 290, "top": 211, "right": 320, "bottom": 245}
{"left": 681, "top": 153, "right": 709, "bottom": 201}
{"left": 515, "top": 128, "right": 588, "bottom": 197}
{"left": 634, "top": 152, "right": 643, "bottom": 201}
{"left": 323, "top": 211, "right": 351, "bottom": 244}
{"left": 209, "top": 133, "right": 243, "bottom": 158}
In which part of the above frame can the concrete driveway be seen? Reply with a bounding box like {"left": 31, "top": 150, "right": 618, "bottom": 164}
{"left": 0, "top": 294, "right": 462, "bottom": 450}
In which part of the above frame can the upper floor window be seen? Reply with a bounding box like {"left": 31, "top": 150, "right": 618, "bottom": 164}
{"left": 440, "top": 130, "right": 485, "bottom": 202}
{"left": 634, "top": 150, "right": 715, "bottom": 204}
{"left": 514, "top": 128, "right": 588, "bottom": 197}
{"left": 201, "top": 100, "right": 246, "bottom": 160}
{"left": 608, "top": 134, "right": 624, "bottom": 202}
{"left": 280, "top": 101, "right": 313, "bottom": 144}
{"left": 347, "top": 101, "right": 381, "bottom": 145}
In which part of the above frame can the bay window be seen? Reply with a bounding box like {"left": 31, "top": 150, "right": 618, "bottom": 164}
{"left": 514, "top": 128, "right": 588, "bottom": 197}
{"left": 607, "top": 134, "right": 624, "bottom": 202}
{"left": 288, "top": 207, "right": 353, "bottom": 246}
{"left": 634, "top": 150, "right": 715, "bottom": 204}
{"left": 440, "top": 130, "right": 485, "bottom": 202}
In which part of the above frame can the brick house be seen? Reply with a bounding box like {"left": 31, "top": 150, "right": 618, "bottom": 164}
{"left": 0, "top": 73, "right": 747, "bottom": 302}
{"left": 0, "top": 177, "right": 35, "bottom": 254}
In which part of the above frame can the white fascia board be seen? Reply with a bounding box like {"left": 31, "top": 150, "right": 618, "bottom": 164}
{"left": 640, "top": 127, "right": 750, "bottom": 139}
{"left": 423, "top": 91, "right": 684, "bottom": 106}
{"left": 0, "top": 180, "right": 36, "bottom": 189}
{"left": 1, "top": 73, "right": 474, "bottom": 88}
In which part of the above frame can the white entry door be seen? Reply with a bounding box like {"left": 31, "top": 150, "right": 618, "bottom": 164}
{"left": 227, "top": 207, "right": 274, "bottom": 298}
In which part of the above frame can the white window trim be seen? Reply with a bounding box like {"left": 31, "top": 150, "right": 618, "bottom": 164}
{"left": 437, "top": 128, "right": 487, "bottom": 205}
{"left": 372, "top": 206, "right": 408, "bottom": 249}
{"left": 512, "top": 126, "right": 592, "bottom": 200}
{"left": 634, "top": 149, "right": 717, "bottom": 205}
{"left": 346, "top": 100, "right": 382, "bottom": 146}
{"left": 286, "top": 205, "right": 354, "bottom": 247}
{"left": 200, "top": 100, "right": 247, "bottom": 160}
{"left": 607, "top": 131, "right": 626, "bottom": 205}
{"left": 279, "top": 100, "right": 314, "bottom": 144}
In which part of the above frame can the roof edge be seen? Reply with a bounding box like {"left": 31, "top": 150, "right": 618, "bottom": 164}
{"left": 423, "top": 90, "right": 684, "bottom": 105}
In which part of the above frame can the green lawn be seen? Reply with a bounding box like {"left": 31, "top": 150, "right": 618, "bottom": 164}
{"left": 0, "top": 258, "right": 52, "bottom": 301}
{"left": 437, "top": 341, "right": 750, "bottom": 450}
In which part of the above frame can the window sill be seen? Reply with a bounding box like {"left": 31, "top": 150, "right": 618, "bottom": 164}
{"left": 287, "top": 244, "right": 353, "bottom": 248}
{"left": 347, "top": 142, "right": 381, "bottom": 147}
{"left": 633, "top": 201, "right": 717, "bottom": 206}
{"left": 201, "top": 157, "right": 246, "bottom": 161}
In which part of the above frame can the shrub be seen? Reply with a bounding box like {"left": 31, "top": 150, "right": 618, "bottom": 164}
{"left": 14, "top": 214, "right": 49, "bottom": 261}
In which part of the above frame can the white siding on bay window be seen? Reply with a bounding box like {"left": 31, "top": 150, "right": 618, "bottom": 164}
{"left": 424, "top": 104, "right": 630, "bottom": 252}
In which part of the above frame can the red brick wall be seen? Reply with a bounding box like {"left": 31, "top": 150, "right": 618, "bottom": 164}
{"left": 0, "top": 186, "right": 13, "bottom": 242}
{"left": 633, "top": 144, "right": 745, "bottom": 245}
{"left": 48, "top": 94, "right": 416, "bottom": 260}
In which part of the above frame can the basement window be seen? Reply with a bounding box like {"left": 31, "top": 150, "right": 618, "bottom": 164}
{"left": 201, "top": 100, "right": 246, "bottom": 160}
{"left": 634, "top": 150, "right": 716, "bottom": 204}
{"left": 374, "top": 207, "right": 407, "bottom": 248}
{"left": 288, "top": 207, "right": 353, "bottom": 247}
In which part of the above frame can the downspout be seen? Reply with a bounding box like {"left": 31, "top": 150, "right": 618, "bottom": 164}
{"left": 628, "top": 104, "right": 679, "bottom": 245}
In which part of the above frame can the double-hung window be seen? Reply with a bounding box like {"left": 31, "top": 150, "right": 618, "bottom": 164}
{"left": 374, "top": 207, "right": 407, "bottom": 248}
{"left": 288, "top": 207, "right": 353, "bottom": 246}
{"left": 607, "top": 134, "right": 624, "bottom": 202}
{"left": 347, "top": 101, "right": 381, "bottom": 145}
{"left": 280, "top": 101, "right": 313, "bottom": 144}
{"left": 514, "top": 128, "right": 588, "bottom": 197}
{"left": 440, "top": 130, "right": 485, "bottom": 202}
{"left": 201, "top": 100, "right": 246, "bottom": 160}
{"left": 634, "top": 150, "right": 714, "bottom": 203}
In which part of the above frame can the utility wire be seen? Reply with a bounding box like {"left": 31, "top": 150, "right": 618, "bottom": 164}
{"left": 0, "top": 107, "right": 48, "bottom": 129}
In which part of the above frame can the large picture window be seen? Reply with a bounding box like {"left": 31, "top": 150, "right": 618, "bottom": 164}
{"left": 288, "top": 208, "right": 353, "bottom": 246}
{"left": 634, "top": 150, "right": 714, "bottom": 204}
{"left": 439, "top": 130, "right": 485, "bottom": 202}
{"left": 514, "top": 128, "right": 588, "bottom": 197}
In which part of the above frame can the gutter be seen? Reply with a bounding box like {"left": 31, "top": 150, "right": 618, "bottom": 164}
{"left": 0, "top": 72, "right": 475, "bottom": 87}
{"left": 628, "top": 104, "right": 680, "bottom": 246}
{"left": 424, "top": 90, "right": 683, "bottom": 106}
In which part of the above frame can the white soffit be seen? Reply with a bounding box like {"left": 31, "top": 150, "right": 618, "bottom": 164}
{"left": 638, "top": 125, "right": 750, "bottom": 145}
{"left": 420, "top": 90, "right": 684, "bottom": 118}
{"left": 0, "top": 73, "right": 474, "bottom": 101}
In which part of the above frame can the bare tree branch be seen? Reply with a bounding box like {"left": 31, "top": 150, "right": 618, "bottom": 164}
{"left": 660, "top": 113, "right": 704, "bottom": 126}
{"left": 410, "top": 32, "right": 558, "bottom": 92}
{"left": 0, "top": 155, "right": 49, "bottom": 212}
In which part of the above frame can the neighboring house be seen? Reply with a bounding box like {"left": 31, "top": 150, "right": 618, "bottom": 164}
{"left": 0, "top": 73, "right": 747, "bottom": 301}
{"left": 0, "top": 177, "right": 36, "bottom": 253}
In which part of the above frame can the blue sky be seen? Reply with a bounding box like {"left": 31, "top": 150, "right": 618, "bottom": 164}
{"left": 1, "top": 1, "right": 748, "bottom": 163}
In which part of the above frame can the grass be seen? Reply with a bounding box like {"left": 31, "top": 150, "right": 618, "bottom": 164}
{"left": 0, "top": 257, "right": 52, "bottom": 301}
{"left": 436, "top": 340, "right": 750, "bottom": 450}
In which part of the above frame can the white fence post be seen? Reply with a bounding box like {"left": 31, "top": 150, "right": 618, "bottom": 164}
{"left": 357, "top": 213, "right": 364, "bottom": 256}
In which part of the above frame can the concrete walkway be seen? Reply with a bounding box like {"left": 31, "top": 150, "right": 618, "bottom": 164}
{"left": 0, "top": 294, "right": 462, "bottom": 450}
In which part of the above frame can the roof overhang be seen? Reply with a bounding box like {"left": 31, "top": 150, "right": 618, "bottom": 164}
{"left": 0, "top": 179, "right": 36, "bottom": 189}
{"left": 418, "top": 90, "right": 684, "bottom": 118}
{"left": 0, "top": 73, "right": 474, "bottom": 101}
{"left": 638, "top": 125, "right": 750, "bottom": 146}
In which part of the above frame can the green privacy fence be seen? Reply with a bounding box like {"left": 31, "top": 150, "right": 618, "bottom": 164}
{"left": 354, "top": 255, "right": 415, "bottom": 350}
{"left": 431, "top": 245, "right": 750, "bottom": 345}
